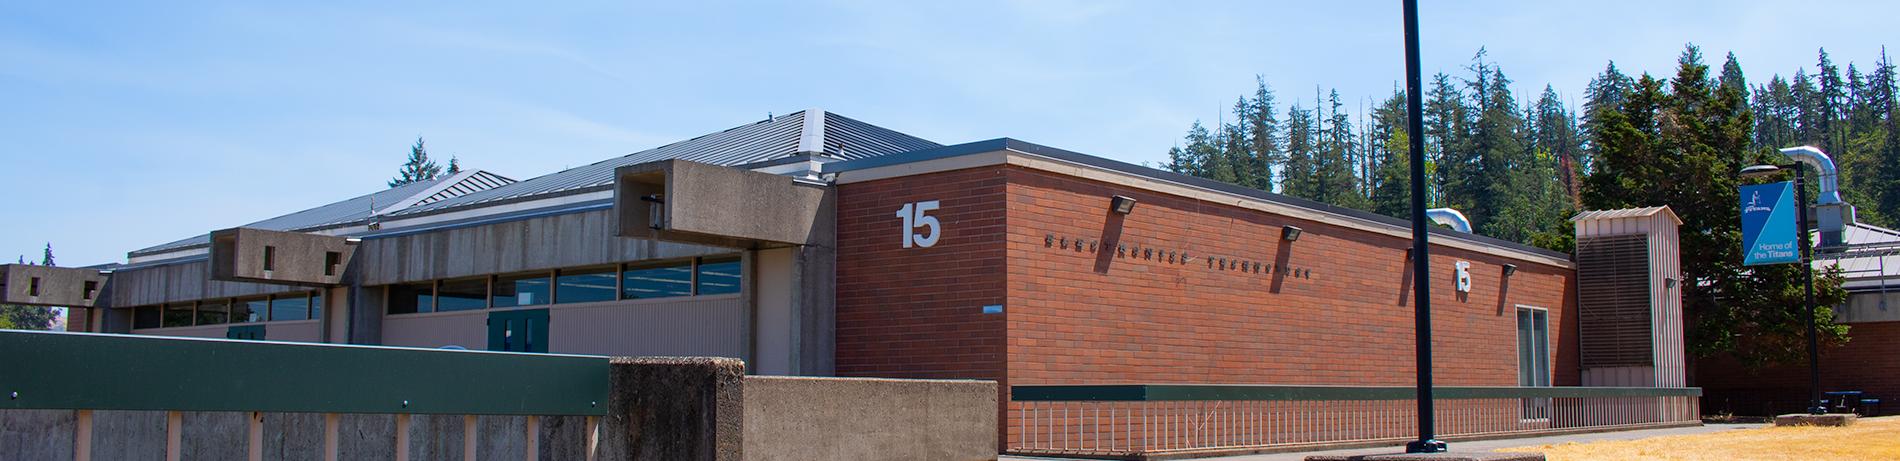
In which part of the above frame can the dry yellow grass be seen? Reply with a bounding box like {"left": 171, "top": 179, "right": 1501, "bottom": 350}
{"left": 1496, "top": 416, "right": 1900, "bottom": 461}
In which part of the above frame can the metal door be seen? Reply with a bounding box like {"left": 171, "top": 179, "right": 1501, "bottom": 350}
{"left": 486, "top": 309, "right": 550, "bottom": 353}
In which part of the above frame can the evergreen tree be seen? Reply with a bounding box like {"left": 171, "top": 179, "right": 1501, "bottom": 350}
{"left": 1792, "top": 69, "right": 1821, "bottom": 144}
{"left": 1281, "top": 104, "right": 1319, "bottom": 199}
{"left": 1424, "top": 73, "right": 1471, "bottom": 209}
{"left": 1369, "top": 123, "right": 1414, "bottom": 219}
{"left": 1247, "top": 78, "right": 1285, "bottom": 193}
{"left": 1875, "top": 48, "right": 1900, "bottom": 226}
{"left": 1753, "top": 75, "right": 1799, "bottom": 149}
{"left": 1532, "top": 85, "right": 1584, "bottom": 209}
{"left": 1817, "top": 49, "right": 1846, "bottom": 151}
{"left": 447, "top": 156, "right": 463, "bottom": 175}
{"left": 389, "top": 136, "right": 443, "bottom": 188}
{"left": 1312, "top": 90, "right": 1366, "bottom": 208}
{"left": 1584, "top": 45, "right": 1848, "bottom": 369}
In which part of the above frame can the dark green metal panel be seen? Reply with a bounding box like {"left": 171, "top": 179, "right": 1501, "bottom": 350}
{"left": 1011, "top": 384, "right": 1702, "bottom": 402}
{"left": 226, "top": 324, "right": 265, "bottom": 340}
{"left": 487, "top": 309, "right": 550, "bottom": 353}
{"left": 0, "top": 330, "right": 608, "bottom": 415}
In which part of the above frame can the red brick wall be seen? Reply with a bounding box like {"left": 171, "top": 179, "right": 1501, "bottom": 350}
{"left": 834, "top": 167, "right": 1010, "bottom": 382}
{"left": 1002, "top": 165, "right": 1579, "bottom": 390}
{"left": 1697, "top": 320, "right": 1900, "bottom": 416}
{"left": 834, "top": 164, "right": 1584, "bottom": 450}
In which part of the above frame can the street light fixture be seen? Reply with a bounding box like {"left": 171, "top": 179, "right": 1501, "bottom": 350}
{"left": 1739, "top": 161, "right": 1826, "bottom": 415}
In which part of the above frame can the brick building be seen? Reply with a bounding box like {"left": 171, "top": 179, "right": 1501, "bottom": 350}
{"left": 1697, "top": 223, "right": 1900, "bottom": 416}
{"left": 13, "top": 111, "right": 1695, "bottom": 453}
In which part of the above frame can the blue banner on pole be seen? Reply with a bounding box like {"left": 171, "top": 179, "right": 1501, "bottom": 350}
{"left": 1740, "top": 181, "right": 1800, "bottom": 266}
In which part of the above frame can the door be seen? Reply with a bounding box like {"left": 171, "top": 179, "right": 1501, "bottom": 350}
{"left": 226, "top": 324, "right": 266, "bottom": 341}
{"left": 487, "top": 309, "right": 550, "bottom": 353}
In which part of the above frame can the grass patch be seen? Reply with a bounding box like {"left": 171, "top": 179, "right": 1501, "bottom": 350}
{"left": 1497, "top": 416, "right": 1900, "bottom": 461}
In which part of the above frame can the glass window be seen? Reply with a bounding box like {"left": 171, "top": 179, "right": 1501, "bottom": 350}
{"left": 622, "top": 261, "right": 692, "bottom": 299}
{"left": 1517, "top": 307, "right": 1552, "bottom": 420}
{"left": 196, "top": 300, "right": 230, "bottom": 326}
{"left": 695, "top": 257, "right": 741, "bottom": 295}
{"left": 232, "top": 297, "right": 269, "bottom": 323}
{"left": 134, "top": 305, "right": 161, "bottom": 329}
{"left": 387, "top": 282, "right": 435, "bottom": 315}
{"left": 436, "top": 278, "right": 488, "bottom": 312}
{"left": 493, "top": 273, "right": 551, "bottom": 308}
{"left": 556, "top": 267, "right": 618, "bottom": 304}
{"left": 270, "top": 293, "right": 310, "bottom": 321}
{"left": 310, "top": 292, "right": 324, "bottom": 321}
{"left": 162, "top": 303, "right": 194, "bottom": 328}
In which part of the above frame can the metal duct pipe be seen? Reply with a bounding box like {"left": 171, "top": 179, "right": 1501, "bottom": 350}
{"left": 1779, "top": 146, "right": 1842, "bottom": 205}
{"left": 1425, "top": 208, "right": 1472, "bottom": 233}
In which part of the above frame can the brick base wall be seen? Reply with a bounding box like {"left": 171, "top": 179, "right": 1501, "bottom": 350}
{"left": 1697, "top": 320, "right": 1900, "bottom": 416}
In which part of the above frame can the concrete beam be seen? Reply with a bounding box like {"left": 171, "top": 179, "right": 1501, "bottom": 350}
{"left": 614, "top": 160, "right": 832, "bottom": 249}
{"left": 0, "top": 264, "right": 107, "bottom": 308}
{"left": 209, "top": 227, "right": 358, "bottom": 287}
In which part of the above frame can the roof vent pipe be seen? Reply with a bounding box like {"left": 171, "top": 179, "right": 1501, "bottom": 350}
{"left": 1425, "top": 208, "right": 1472, "bottom": 233}
{"left": 1778, "top": 146, "right": 1842, "bottom": 205}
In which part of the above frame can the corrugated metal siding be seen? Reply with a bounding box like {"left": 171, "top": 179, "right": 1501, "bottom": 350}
{"left": 1654, "top": 211, "right": 1685, "bottom": 387}
{"left": 130, "top": 324, "right": 227, "bottom": 339}
{"left": 1573, "top": 207, "right": 1686, "bottom": 387}
{"left": 381, "top": 310, "right": 488, "bottom": 349}
{"left": 547, "top": 296, "right": 745, "bottom": 358}
{"left": 377, "top": 297, "right": 745, "bottom": 357}
{"left": 265, "top": 320, "right": 322, "bottom": 343}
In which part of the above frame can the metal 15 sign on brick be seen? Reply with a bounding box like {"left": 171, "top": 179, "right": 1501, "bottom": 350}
{"left": 896, "top": 200, "right": 941, "bottom": 248}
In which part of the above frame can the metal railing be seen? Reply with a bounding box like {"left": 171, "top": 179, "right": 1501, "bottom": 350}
{"left": 0, "top": 330, "right": 610, "bottom": 461}
{"left": 1009, "top": 384, "right": 1701, "bottom": 458}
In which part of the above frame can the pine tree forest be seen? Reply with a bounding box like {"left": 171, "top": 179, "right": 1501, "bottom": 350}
{"left": 1165, "top": 46, "right": 1900, "bottom": 255}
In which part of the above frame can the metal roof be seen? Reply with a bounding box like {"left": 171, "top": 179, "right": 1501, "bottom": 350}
{"left": 127, "top": 170, "right": 515, "bottom": 258}
{"left": 1570, "top": 206, "right": 1682, "bottom": 225}
{"left": 388, "top": 110, "right": 938, "bottom": 218}
{"left": 1818, "top": 223, "right": 1900, "bottom": 288}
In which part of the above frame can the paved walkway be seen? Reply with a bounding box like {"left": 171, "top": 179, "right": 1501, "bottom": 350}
{"left": 1003, "top": 424, "right": 1761, "bottom": 460}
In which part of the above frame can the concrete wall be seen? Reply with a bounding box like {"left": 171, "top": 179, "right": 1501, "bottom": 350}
{"left": 743, "top": 377, "right": 996, "bottom": 461}
{"left": 104, "top": 259, "right": 312, "bottom": 310}
{"left": 0, "top": 264, "right": 107, "bottom": 308}
{"left": 352, "top": 208, "right": 731, "bottom": 287}
{"left": 209, "top": 227, "right": 357, "bottom": 287}
{"left": 615, "top": 160, "right": 832, "bottom": 248}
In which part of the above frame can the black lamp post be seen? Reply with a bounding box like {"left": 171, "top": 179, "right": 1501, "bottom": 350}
{"left": 1401, "top": 0, "right": 1447, "bottom": 453}
{"left": 1739, "top": 162, "right": 1826, "bottom": 415}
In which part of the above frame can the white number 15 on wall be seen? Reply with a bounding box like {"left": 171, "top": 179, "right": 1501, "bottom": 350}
{"left": 895, "top": 200, "right": 941, "bottom": 248}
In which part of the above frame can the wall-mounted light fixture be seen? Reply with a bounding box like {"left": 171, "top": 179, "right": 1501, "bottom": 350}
{"left": 1281, "top": 225, "right": 1303, "bottom": 241}
{"left": 1665, "top": 277, "right": 1678, "bottom": 288}
{"left": 1502, "top": 264, "right": 1517, "bottom": 277}
{"left": 1110, "top": 195, "right": 1138, "bottom": 214}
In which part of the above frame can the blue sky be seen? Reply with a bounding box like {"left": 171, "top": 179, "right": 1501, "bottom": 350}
{"left": 2, "top": 1, "right": 1893, "bottom": 266}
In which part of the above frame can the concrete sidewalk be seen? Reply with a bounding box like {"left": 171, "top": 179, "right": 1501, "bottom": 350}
{"left": 1003, "top": 424, "right": 1761, "bottom": 461}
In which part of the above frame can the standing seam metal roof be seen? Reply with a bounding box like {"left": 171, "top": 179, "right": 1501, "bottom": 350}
{"left": 388, "top": 110, "right": 938, "bottom": 217}
{"left": 127, "top": 170, "right": 516, "bottom": 257}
